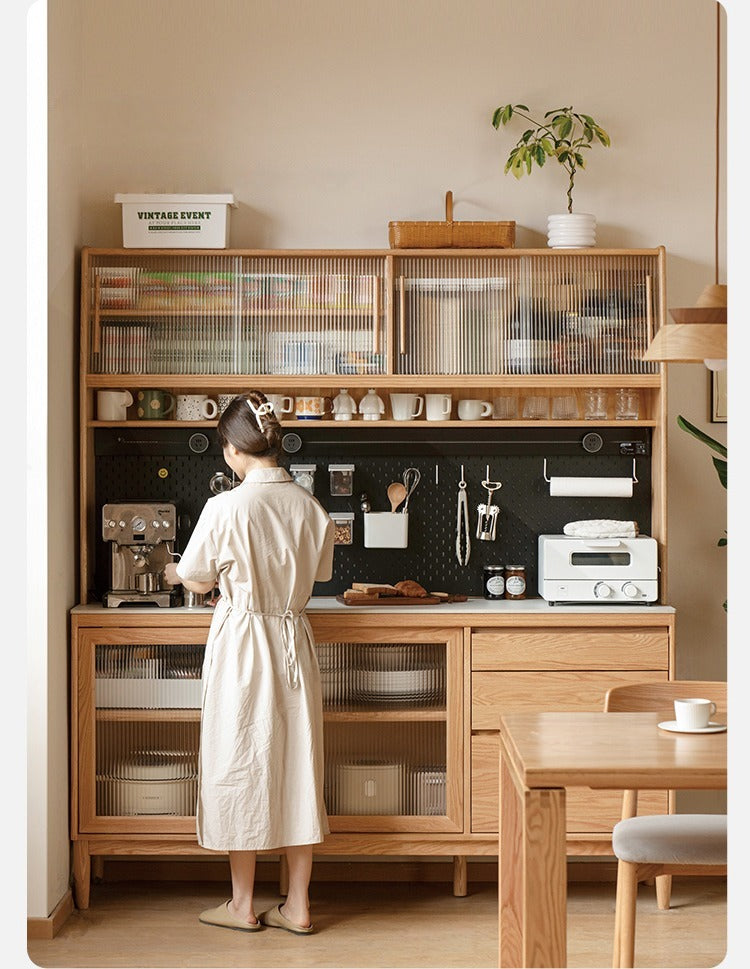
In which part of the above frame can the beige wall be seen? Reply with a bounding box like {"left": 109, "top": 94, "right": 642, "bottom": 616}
{"left": 38, "top": 0, "right": 726, "bottom": 916}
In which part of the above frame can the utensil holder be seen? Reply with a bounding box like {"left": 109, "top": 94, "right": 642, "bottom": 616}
{"left": 363, "top": 512, "right": 409, "bottom": 548}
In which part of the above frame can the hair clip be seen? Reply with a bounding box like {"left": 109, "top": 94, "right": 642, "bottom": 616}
{"left": 246, "top": 398, "right": 274, "bottom": 431}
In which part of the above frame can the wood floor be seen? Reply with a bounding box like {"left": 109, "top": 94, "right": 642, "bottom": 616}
{"left": 27, "top": 877, "right": 726, "bottom": 968}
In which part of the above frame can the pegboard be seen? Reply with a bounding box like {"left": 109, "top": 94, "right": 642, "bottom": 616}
{"left": 93, "top": 427, "right": 652, "bottom": 600}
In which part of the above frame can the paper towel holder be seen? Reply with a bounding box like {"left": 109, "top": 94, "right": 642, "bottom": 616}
{"left": 543, "top": 458, "right": 638, "bottom": 484}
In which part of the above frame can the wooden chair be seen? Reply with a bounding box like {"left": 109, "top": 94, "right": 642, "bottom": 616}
{"left": 604, "top": 680, "right": 727, "bottom": 968}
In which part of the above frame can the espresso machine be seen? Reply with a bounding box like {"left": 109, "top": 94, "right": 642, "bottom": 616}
{"left": 102, "top": 502, "right": 182, "bottom": 607}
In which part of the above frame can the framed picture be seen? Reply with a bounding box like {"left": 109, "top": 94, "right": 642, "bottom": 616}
{"left": 711, "top": 369, "right": 727, "bottom": 422}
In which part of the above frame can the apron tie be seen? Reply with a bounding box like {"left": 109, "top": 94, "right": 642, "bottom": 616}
{"left": 279, "top": 609, "right": 299, "bottom": 689}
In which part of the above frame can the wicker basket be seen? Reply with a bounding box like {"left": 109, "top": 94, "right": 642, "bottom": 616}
{"left": 389, "top": 191, "right": 515, "bottom": 249}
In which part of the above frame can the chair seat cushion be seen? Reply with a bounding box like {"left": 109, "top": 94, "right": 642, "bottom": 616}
{"left": 612, "top": 814, "right": 727, "bottom": 865}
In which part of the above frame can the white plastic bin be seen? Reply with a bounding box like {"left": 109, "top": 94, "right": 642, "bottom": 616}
{"left": 363, "top": 512, "right": 408, "bottom": 548}
{"left": 114, "top": 194, "right": 235, "bottom": 248}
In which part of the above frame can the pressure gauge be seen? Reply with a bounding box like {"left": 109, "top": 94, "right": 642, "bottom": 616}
{"left": 131, "top": 516, "right": 147, "bottom": 532}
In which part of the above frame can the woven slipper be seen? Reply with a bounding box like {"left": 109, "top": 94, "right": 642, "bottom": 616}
{"left": 198, "top": 899, "right": 262, "bottom": 932}
{"left": 259, "top": 903, "right": 314, "bottom": 935}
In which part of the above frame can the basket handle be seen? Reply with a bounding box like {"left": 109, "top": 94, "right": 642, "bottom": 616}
{"left": 445, "top": 190, "right": 453, "bottom": 223}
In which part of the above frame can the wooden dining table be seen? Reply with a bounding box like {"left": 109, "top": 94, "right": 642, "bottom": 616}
{"left": 498, "top": 711, "right": 727, "bottom": 968}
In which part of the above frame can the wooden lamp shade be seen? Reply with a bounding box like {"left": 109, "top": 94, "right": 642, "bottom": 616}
{"left": 643, "top": 284, "right": 727, "bottom": 362}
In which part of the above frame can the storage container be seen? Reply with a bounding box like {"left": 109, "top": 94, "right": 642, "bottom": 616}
{"left": 114, "top": 194, "right": 235, "bottom": 248}
{"left": 329, "top": 511, "right": 354, "bottom": 545}
{"left": 363, "top": 512, "right": 408, "bottom": 548}
{"left": 336, "top": 762, "right": 403, "bottom": 815}
{"left": 389, "top": 191, "right": 515, "bottom": 249}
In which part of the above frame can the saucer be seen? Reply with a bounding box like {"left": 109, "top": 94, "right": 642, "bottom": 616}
{"left": 657, "top": 720, "right": 727, "bottom": 734}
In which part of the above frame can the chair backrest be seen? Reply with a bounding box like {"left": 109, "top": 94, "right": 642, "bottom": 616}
{"left": 604, "top": 680, "right": 727, "bottom": 721}
{"left": 604, "top": 680, "right": 727, "bottom": 820}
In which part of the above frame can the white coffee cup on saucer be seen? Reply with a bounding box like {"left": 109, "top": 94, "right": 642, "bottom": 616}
{"left": 673, "top": 697, "right": 717, "bottom": 730}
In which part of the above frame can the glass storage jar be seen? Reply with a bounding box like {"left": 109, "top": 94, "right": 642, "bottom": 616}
{"left": 329, "top": 464, "right": 355, "bottom": 496}
{"left": 504, "top": 565, "right": 527, "bottom": 599}
{"left": 329, "top": 511, "right": 354, "bottom": 545}
{"left": 290, "top": 464, "right": 316, "bottom": 494}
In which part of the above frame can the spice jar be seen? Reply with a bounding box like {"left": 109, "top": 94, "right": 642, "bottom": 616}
{"left": 483, "top": 565, "right": 506, "bottom": 600}
{"left": 290, "top": 464, "right": 316, "bottom": 495}
{"left": 329, "top": 512, "right": 354, "bottom": 545}
{"left": 504, "top": 565, "right": 527, "bottom": 600}
{"left": 328, "top": 463, "right": 354, "bottom": 496}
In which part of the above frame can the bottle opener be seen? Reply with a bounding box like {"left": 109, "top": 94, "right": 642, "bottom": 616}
{"left": 476, "top": 466, "right": 502, "bottom": 542}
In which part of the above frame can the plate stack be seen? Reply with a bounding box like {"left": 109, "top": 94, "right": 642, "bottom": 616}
{"left": 547, "top": 213, "right": 596, "bottom": 249}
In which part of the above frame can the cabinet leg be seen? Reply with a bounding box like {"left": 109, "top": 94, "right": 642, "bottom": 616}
{"left": 73, "top": 841, "right": 91, "bottom": 910}
{"left": 279, "top": 854, "right": 289, "bottom": 896}
{"left": 92, "top": 855, "right": 104, "bottom": 882}
{"left": 453, "top": 855, "right": 468, "bottom": 897}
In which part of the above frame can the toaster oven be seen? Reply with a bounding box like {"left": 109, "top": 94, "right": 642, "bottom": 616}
{"left": 538, "top": 534, "right": 658, "bottom": 605}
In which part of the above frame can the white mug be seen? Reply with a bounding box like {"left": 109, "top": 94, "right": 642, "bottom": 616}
{"left": 175, "top": 394, "right": 219, "bottom": 421}
{"left": 266, "top": 394, "right": 294, "bottom": 416}
{"left": 390, "top": 393, "right": 424, "bottom": 421}
{"left": 97, "top": 389, "right": 133, "bottom": 421}
{"left": 674, "top": 697, "right": 717, "bottom": 730}
{"left": 457, "top": 399, "right": 492, "bottom": 421}
{"left": 425, "top": 394, "right": 452, "bottom": 421}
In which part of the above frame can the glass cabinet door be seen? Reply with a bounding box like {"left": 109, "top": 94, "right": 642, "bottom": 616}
{"left": 314, "top": 625, "right": 463, "bottom": 832}
{"left": 76, "top": 628, "right": 205, "bottom": 834}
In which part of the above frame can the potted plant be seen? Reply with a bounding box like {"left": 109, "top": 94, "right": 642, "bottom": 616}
{"left": 491, "top": 103, "right": 611, "bottom": 247}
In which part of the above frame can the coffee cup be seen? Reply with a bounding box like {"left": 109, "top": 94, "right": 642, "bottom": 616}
{"left": 674, "top": 697, "right": 717, "bottom": 730}
{"left": 425, "top": 394, "right": 452, "bottom": 421}
{"left": 97, "top": 389, "right": 133, "bottom": 421}
{"left": 295, "top": 396, "right": 328, "bottom": 420}
{"left": 266, "top": 394, "right": 294, "bottom": 416}
{"left": 457, "top": 399, "right": 492, "bottom": 421}
{"left": 175, "top": 394, "right": 219, "bottom": 421}
{"left": 389, "top": 393, "right": 424, "bottom": 421}
{"left": 136, "top": 389, "right": 176, "bottom": 420}
{"left": 217, "top": 394, "right": 235, "bottom": 414}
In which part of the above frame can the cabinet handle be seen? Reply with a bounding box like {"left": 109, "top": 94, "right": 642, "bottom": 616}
{"left": 645, "top": 274, "right": 654, "bottom": 343}
{"left": 399, "top": 276, "right": 406, "bottom": 355}
{"left": 372, "top": 276, "right": 380, "bottom": 355}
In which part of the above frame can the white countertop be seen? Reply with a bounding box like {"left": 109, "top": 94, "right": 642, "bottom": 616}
{"left": 72, "top": 596, "right": 675, "bottom": 615}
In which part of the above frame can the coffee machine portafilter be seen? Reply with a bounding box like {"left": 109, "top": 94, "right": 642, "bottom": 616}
{"left": 102, "top": 502, "right": 182, "bottom": 607}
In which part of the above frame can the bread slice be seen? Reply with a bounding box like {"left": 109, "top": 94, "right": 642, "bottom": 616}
{"left": 343, "top": 588, "right": 375, "bottom": 601}
{"left": 351, "top": 582, "right": 400, "bottom": 596}
{"left": 394, "top": 579, "right": 429, "bottom": 597}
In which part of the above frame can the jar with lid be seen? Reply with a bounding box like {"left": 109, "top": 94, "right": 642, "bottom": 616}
{"left": 328, "top": 463, "right": 354, "bottom": 496}
{"left": 289, "top": 463, "right": 316, "bottom": 495}
{"left": 483, "top": 565, "right": 506, "bottom": 600}
{"left": 329, "top": 511, "right": 354, "bottom": 545}
{"left": 504, "top": 565, "right": 527, "bottom": 600}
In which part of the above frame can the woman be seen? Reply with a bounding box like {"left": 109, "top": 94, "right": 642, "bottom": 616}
{"left": 164, "top": 391, "right": 334, "bottom": 935}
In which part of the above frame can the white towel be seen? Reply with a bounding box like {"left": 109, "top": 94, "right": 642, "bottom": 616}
{"left": 563, "top": 519, "right": 639, "bottom": 538}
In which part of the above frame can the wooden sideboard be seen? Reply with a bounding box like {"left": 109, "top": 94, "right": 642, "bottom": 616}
{"left": 70, "top": 601, "right": 674, "bottom": 908}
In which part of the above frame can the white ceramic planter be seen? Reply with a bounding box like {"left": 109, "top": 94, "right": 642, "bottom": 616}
{"left": 547, "top": 213, "right": 596, "bottom": 248}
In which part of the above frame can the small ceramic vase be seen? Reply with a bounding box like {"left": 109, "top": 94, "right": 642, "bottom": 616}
{"left": 332, "top": 388, "right": 357, "bottom": 421}
{"left": 358, "top": 388, "right": 385, "bottom": 421}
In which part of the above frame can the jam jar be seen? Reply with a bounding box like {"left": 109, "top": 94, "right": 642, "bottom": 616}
{"left": 504, "top": 565, "right": 527, "bottom": 600}
{"left": 483, "top": 565, "right": 506, "bottom": 600}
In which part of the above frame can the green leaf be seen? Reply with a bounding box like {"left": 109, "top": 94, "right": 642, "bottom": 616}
{"left": 557, "top": 150, "right": 569, "bottom": 164}
{"left": 534, "top": 144, "right": 546, "bottom": 166}
{"left": 558, "top": 117, "right": 573, "bottom": 139}
{"left": 521, "top": 128, "right": 534, "bottom": 143}
{"left": 583, "top": 125, "right": 593, "bottom": 142}
{"left": 712, "top": 456, "right": 728, "bottom": 489}
{"left": 677, "top": 415, "right": 727, "bottom": 458}
{"left": 491, "top": 107, "right": 504, "bottom": 129}
{"left": 539, "top": 137, "right": 555, "bottom": 154}
{"left": 594, "top": 126, "right": 611, "bottom": 146}
{"left": 575, "top": 152, "right": 586, "bottom": 167}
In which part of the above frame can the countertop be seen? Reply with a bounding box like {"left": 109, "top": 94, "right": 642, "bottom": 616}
{"left": 72, "top": 596, "right": 675, "bottom": 616}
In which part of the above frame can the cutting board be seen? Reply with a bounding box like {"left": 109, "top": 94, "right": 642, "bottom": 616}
{"left": 336, "top": 594, "right": 468, "bottom": 607}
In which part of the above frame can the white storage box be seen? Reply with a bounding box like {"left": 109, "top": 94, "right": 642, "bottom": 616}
{"left": 363, "top": 512, "right": 408, "bottom": 548}
{"left": 336, "top": 762, "right": 403, "bottom": 815}
{"left": 114, "top": 194, "right": 235, "bottom": 248}
{"left": 95, "top": 677, "right": 202, "bottom": 709}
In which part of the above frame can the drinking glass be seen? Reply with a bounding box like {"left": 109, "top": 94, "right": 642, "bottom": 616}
{"left": 583, "top": 388, "right": 608, "bottom": 420}
{"left": 522, "top": 396, "right": 550, "bottom": 420}
{"left": 492, "top": 396, "right": 518, "bottom": 420}
{"left": 551, "top": 395, "right": 579, "bottom": 420}
{"left": 615, "top": 388, "right": 640, "bottom": 420}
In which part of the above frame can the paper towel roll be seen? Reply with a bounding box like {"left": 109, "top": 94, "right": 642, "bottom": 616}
{"left": 549, "top": 477, "right": 633, "bottom": 498}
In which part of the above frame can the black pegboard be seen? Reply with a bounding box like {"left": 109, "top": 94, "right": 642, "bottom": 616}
{"left": 93, "top": 427, "right": 651, "bottom": 601}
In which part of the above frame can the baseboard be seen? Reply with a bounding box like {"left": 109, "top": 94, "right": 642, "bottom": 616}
{"left": 27, "top": 889, "right": 74, "bottom": 940}
{"left": 96, "top": 856, "right": 621, "bottom": 885}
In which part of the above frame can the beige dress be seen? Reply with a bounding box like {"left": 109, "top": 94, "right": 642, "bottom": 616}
{"left": 176, "top": 466, "right": 335, "bottom": 851}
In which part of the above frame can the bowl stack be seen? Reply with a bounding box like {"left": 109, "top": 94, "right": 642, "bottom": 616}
{"left": 547, "top": 213, "right": 596, "bottom": 248}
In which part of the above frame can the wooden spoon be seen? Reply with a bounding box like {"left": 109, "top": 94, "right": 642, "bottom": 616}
{"left": 387, "top": 481, "right": 407, "bottom": 513}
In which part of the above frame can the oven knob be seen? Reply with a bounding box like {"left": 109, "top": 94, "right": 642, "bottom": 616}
{"left": 594, "top": 582, "right": 613, "bottom": 599}
{"left": 622, "top": 582, "right": 640, "bottom": 598}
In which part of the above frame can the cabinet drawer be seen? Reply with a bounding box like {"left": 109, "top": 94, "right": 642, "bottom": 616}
{"left": 471, "top": 628, "right": 669, "bottom": 671}
{"left": 471, "top": 733, "right": 668, "bottom": 834}
{"left": 472, "top": 670, "right": 667, "bottom": 730}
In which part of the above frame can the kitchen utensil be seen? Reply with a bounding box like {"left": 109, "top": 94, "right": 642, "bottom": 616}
{"left": 209, "top": 471, "right": 234, "bottom": 495}
{"left": 387, "top": 481, "right": 407, "bottom": 512}
{"left": 456, "top": 465, "right": 471, "bottom": 566}
{"left": 402, "top": 467, "right": 421, "bottom": 513}
{"left": 476, "top": 466, "right": 502, "bottom": 542}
